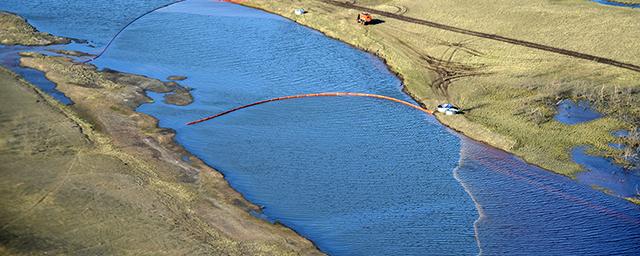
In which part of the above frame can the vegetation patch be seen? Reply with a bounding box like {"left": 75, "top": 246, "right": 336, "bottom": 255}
{"left": 0, "top": 12, "right": 70, "bottom": 46}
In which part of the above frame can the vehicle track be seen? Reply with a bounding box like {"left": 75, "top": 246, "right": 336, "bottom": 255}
{"left": 320, "top": 0, "right": 640, "bottom": 73}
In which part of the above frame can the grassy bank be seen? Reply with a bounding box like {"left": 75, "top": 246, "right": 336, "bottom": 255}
{"left": 0, "top": 55, "right": 322, "bottom": 254}
{"left": 240, "top": 0, "right": 640, "bottom": 198}
{"left": 0, "top": 11, "right": 70, "bottom": 45}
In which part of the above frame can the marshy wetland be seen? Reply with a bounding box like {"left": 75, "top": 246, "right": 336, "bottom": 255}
{"left": 1, "top": 0, "right": 639, "bottom": 255}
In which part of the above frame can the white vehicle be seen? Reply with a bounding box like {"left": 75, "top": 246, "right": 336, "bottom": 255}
{"left": 437, "top": 103, "right": 462, "bottom": 115}
{"left": 294, "top": 8, "right": 306, "bottom": 15}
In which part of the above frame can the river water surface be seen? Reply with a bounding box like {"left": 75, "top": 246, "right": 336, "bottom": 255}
{"left": 1, "top": 0, "right": 639, "bottom": 255}
{"left": 592, "top": 0, "right": 640, "bottom": 8}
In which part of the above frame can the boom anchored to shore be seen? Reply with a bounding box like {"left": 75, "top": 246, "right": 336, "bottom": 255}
{"left": 82, "top": 0, "right": 187, "bottom": 63}
{"left": 186, "top": 92, "right": 434, "bottom": 125}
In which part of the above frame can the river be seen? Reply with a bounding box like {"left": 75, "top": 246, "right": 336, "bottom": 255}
{"left": 592, "top": 0, "right": 640, "bottom": 8}
{"left": 1, "top": 0, "right": 639, "bottom": 255}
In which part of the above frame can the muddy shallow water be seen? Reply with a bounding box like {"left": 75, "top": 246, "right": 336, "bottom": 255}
{"left": 1, "top": 0, "right": 639, "bottom": 255}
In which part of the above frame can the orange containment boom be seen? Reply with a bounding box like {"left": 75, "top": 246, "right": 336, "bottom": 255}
{"left": 186, "top": 92, "right": 434, "bottom": 126}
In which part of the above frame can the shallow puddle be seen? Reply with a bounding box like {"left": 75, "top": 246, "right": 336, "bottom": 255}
{"left": 554, "top": 99, "right": 602, "bottom": 125}
{"left": 574, "top": 146, "right": 640, "bottom": 198}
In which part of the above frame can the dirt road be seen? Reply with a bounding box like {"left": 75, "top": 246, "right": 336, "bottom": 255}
{"left": 322, "top": 0, "right": 640, "bottom": 72}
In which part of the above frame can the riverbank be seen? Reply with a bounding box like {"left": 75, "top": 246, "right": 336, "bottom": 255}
{"left": 0, "top": 11, "right": 70, "bottom": 46}
{"left": 239, "top": 0, "right": 640, "bottom": 200}
{"left": 0, "top": 13, "right": 321, "bottom": 254}
{"left": 0, "top": 62, "right": 321, "bottom": 255}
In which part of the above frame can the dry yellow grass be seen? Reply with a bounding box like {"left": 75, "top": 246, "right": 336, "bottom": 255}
{"left": 0, "top": 12, "right": 69, "bottom": 45}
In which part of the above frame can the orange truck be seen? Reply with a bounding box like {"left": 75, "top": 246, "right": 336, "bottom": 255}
{"left": 357, "top": 12, "right": 373, "bottom": 25}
